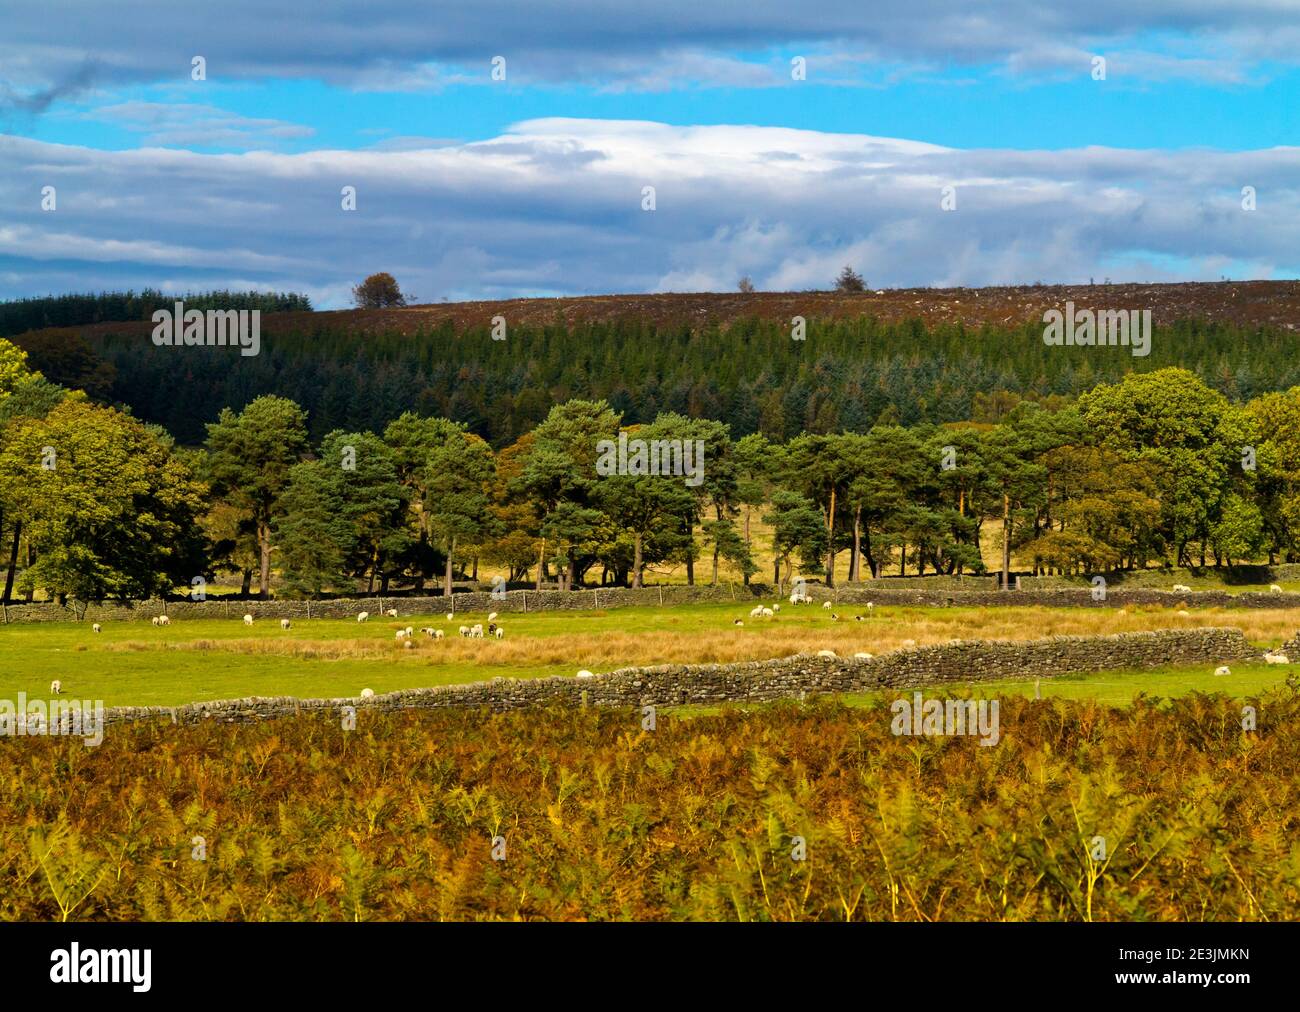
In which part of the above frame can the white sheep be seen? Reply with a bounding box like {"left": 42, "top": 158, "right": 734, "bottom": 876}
{"left": 761, "top": 607, "right": 774, "bottom": 619}
{"left": 280, "top": 618, "right": 291, "bottom": 630}
{"left": 151, "top": 616, "right": 160, "bottom": 626}
{"left": 867, "top": 602, "right": 874, "bottom": 611}
{"left": 749, "top": 605, "right": 764, "bottom": 618}
{"left": 854, "top": 652, "right": 874, "bottom": 661}
{"left": 386, "top": 608, "right": 398, "bottom": 617}
{"left": 772, "top": 604, "right": 780, "bottom": 612}
{"left": 901, "top": 638, "right": 916, "bottom": 647}
{"left": 1270, "top": 584, "right": 1283, "bottom": 593}
{"left": 1264, "top": 651, "right": 1291, "bottom": 665}
{"left": 459, "top": 625, "right": 469, "bottom": 637}
{"left": 357, "top": 611, "right": 369, "bottom": 622}
{"left": 243, "top": 614, "right": 254, "bottom": 626}
{"left": 91, "top": 623, "right": 101, "bottom": 634}
{"left": 1214, "top": 665, "right": 1231, "bottom": 676}
{"left": 446, "top": 612, "right": 454, "bottom": 621}
{"left": 405, "top": 625, "right": 414, "bottom": 637}
{"left": 816, "top": 649, "right": 837, "bottom": 659}
{"left": 822, "top": 601, "right": 832, "bottom": 610}
{"left": 158, "top": 615, "right": 170, "bottom": 626}
{"left": 470, "top": 624, "right": 484, "bottom": 638}
{"left": 403, "top": 640, "right": 414, "bottom": 649}
{"left": 1172, "top": 584, "right": 1192, "bottom": 593}
{"left": 494, "top": 627, "right": 504, "bottom": 639}
{"left": 433, "top": 629, "right": 444, "bottom": 639}
{"left": 360, "top": 688, "right": 374, "bottom": 698}
{"left": 488, "top": 612, "right": 498, "bottom": 622}
{"left": 395, "top": 629, "right": 408, "bottom": 640}
{"left": 50, "top": 679, "right": 62, "bottom": 694}
{"left": 1176, "top": 610, "right": 1191, "bottom": 617}
{"left": 576, "top": 669, "right": 594, "bottom": 679}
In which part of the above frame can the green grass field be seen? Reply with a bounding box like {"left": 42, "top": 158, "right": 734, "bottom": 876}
{"left": 2, "top": 600, "right": 1295, "bottom": 708}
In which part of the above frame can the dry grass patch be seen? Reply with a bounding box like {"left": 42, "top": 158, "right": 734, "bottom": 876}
{"left": 93, "top": 604, "right": 1300, "bottom": 673}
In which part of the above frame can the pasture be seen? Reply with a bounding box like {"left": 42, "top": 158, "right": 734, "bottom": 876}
{"left": 2, "top": 599, "right": 1297, "bottom": 708}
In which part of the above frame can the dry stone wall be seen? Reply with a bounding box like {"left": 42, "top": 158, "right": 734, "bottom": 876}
{"left": 5, "top": 582, "right": 1299, "bottom": 625}
{"left": 94, "top": 627, "right": 1252, "bottom": 730}
{"left": 0, "top": 584, "right": 765, "bottom": 624}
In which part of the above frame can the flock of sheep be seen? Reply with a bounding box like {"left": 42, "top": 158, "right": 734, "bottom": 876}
{"left": 65, "top": 583, "right": 1296, "bottom": 699}
{"left": 95, "top": 607, "right": 512, "bottom": 645}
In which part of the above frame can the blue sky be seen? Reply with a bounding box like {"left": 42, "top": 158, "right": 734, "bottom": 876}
{"left": 2, "top": 2, "right": 1298, "bottom": 307}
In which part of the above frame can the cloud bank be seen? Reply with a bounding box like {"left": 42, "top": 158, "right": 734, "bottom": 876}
{"left": 2, "top": 119, "right": 1295, "bottom": 306}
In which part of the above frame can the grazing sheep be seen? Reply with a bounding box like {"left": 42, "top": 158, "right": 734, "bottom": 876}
{"left": 470, "top": 624, "right": 484, "bottom": 638}
{"left": 750, "top": 605, "right": 764, "bottom": 618}
{"left": 446, "top": 612, "right": 454, "bottom": 621}
{"left": 733, "top": 619, "right": 744, "bottom": 626}
{"left": 494, "top": 627, "right": 504, "bottom": 639}
{"left": 158, "top": 615, "right": 170, "bottom": 626}
{"left": 772, "top": 604, "right": 780, "bottom": 612}
{"left": 459, "top": 625, "right": 469, "bottom": 637}
{"left": 243, "top": 614, "right": 254, "bottom": 626}
{"left": 357, "top": 611, "right": 369, "bottom": 623}
{"left": 386, "top": 608, "right": 398, "bottom": 617}
{"left": 761, "top": 607, "right": 774, "bottom": 619}
{"left": 576, "top": 669, "right": 594, "bottom": 679}
{"left": 1270, "top": 584, "right": 1284, "bottom": 593}
{"left": 403, "top": 640, "right": 414, "bottom": 649}
{"left": 92, "top": 623, "right": 101, "bottom": 634}
{"left": 50, "top": 680, "right": 62, "bottom": 694}
{"left": 866, "top": 602, "right": 874, "bottom": 611}
{"left": 1172, "top": 584, "right": 1191, "bottom": 593}
{"left": 280, "top": 618, "right": 291, "bottom": 630}
{"left": 853, "top": 652, "right": 874, "bottom": 661}
{"left": 360, "top": 688, "right": 374, "bottom": 698}
{"left": 1214, "top": 665, "right": 1232, "bottom": 676}
{"left": 433, "top": 629, "right": 444, "bottom": 639}
{"left": 822, "top": 601, "right": 832, "bottom": 610}
{"left": 1264, "top": 651, "right": 1291, "bottom": 665}
{"left": 816, "top": 649, "right": 837, "bottom": 659}
{"left": 395, "top": 629, "right": 408, "bottom": 640}
{"left": 405, "top": 625, "right": 414, "bottom": 636}
{"left": 488, "top": 612, "right": 498, "bottom": 622}
{"left": 151, "top": 616, "right": 160, "bottom": 626}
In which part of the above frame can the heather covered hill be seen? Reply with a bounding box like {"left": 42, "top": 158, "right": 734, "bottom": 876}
{"left": 11, "top": 280, "right": 1300, "bottom": 341}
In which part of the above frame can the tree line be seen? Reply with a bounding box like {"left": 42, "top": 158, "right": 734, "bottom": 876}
{"left": 15, "top": 314, "right": 1293, "bottom": 448}
{"left": 4, "top": 335, "right": 1300, "bottom": 603}
{"left": 0, "top": 289, "right": 312, "bottom": 338}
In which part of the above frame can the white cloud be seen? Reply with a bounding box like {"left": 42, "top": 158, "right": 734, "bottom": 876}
{"left": 1, "top": 120, "right": 1296, "bottom": 307}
